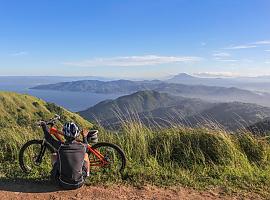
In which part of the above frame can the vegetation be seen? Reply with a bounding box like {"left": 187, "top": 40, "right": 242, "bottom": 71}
{"left": 1, "top": 91, "right": 270, "bottom": 197}
{"left": 93, "top": 123, "right": 270, "bottom": 197}
{"left": 0, "top": 91, "right": 92, "bottom": 178}
{"left": 79, "top": 90, "right": 270, "bottom": 131}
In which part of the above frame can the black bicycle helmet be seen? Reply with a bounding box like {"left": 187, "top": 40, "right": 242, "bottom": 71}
{"left": 63, "top": 122, "right": 80, "bottom": 139}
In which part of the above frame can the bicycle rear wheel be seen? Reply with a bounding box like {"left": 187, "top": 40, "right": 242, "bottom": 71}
{"left": 89, "top": 142, "right": 126, "bottom": 174}
{"left": 19, "top": 140, "right": 51, "bottom": 175}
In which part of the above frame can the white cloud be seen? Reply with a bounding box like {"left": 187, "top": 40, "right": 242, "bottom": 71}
{"left": 194, "top": 72, "right": 239, "bottom": 78}
{"left": 265, "top": 61, "right": 270, "bottom": 64}
{"left": 212, "top": 52, "right": 231, "bottom": 57}
{"left": 63, "top": 55, "right": 202, "bottom": 67}
{"left": 265, "top": 50, "right": 270, "bottom": 52}
{"left": 216, "top": 59, "right": 238, "bottom": 62}
{"left": 224, "top": 40, "right": 270, "bottom": 50}
{"left": 253, "top": 40, "right": 270, "bottom": 45}
{"left": 10, "top": 51, "right": 28, "bottom": 56}
{"left": 225, "top": 45, "right": 257, "bottom": 50}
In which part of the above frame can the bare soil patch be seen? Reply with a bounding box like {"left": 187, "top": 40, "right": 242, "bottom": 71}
{"left": 0, "top": 181, "right": 263, "bottom": 200}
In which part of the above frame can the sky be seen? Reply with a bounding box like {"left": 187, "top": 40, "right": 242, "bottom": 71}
{"left": 0, "top": 0, "right": 270, "bottom": 78}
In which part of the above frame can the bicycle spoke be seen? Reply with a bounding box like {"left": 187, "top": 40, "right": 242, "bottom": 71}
{"left": 89, "top": 144, "right": 125, "bottom": 175}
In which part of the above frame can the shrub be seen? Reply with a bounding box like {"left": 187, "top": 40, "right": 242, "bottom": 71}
{"left": 32, "top": 101, "right": 40, "bottom": 107}
{"left": 238, "top": 134, "right": 268, "bottom": 164}
{"left": 45, "top": 102, "right": 63, "bottom": 114}
{"left": 35, "top": 111, "right": 45, "bottom": 118}
{"left": 148, "top": 130, "right": 176, "bottom": 164}
{"left": 171, "top": 129, "right": 234, "bottom": 168}
{"left": 16, "top": 113, "right": 30, "bottom": 126}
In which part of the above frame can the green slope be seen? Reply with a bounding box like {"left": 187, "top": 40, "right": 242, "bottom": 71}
{"left": 1, "top": 91, "right": 270, "bottom": 197}
{"left": 0, "top": 91, "right": 92, "bottom": 177}
{"left": 0, "top": 91, "right": 92, "bottom": 130}
{"left": 79, "top": 90, "right": 212, "bottom": 123}
{"left": 79, "top": 90, "right": 270, "bottom": 131}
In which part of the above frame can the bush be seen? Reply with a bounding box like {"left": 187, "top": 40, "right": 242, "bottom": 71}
{"left": 32, "top": 101, "right": 40, "bottom": 107}
{"left": 16, "top": 113, "right": 30, "bottom": 126}
{"left": 35, "top": 111, "right": 45, "bottom": 118}
{"left": 238, "top": 134, "right": 268, "bottom": 164}
{"left": 171, "top": 129, "right": 234, "bottom": 168}
{"left": 149, "top": 130, "right": 176, "bottom": 164}
{"left": 45, "top": 102, "right": 63, "bottom": 114}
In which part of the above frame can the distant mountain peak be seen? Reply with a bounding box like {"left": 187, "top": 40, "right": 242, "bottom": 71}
{"left": 173, "top": 73, "right": 195, "bottom": 79}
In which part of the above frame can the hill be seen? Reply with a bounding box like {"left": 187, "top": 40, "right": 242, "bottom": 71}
{"left": 1, "top": 92, "right": 270, "bottom": 197}
{"left": 187, "top": 102, "right": 270, "bottom": 130}
{"left": 31, "top": 79, "right": 270, "bottom": 107}
{"left": 246, "top": 117, "right": 270, "bottom": 135}
{"left": 79, "top": 90, "right": 270, "bottom": 130}
{"left": 31, "top": 79, "right": 160, "bottom": 94}
{"left": 0, "top": 91, "right": 92, "bottom": 177}
{"left": 0, "top": 91, "right": 92, "bottom": 130}
{"left": 79, "top": 90, "right": 212, "bottom": 126}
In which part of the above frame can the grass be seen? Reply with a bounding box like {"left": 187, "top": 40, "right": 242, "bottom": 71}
{"left": 87, "top": 122, "right": 270, "bottom": 197}
{"left": 2, "top": 121, "right": 270, "bottom": 197}
{"left": 1, "top": 91, "right": 270, "bottom": 197}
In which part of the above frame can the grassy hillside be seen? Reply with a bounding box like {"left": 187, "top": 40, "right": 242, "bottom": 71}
{"left": 93, "top": 122, "right": 270, "bottom": 197}
{"left": 1, "top": 91, "right": 270, "bottom": 197}
{"left": 79, "top": 90, "right": 212, "bottom": 123}
{"left": 0, "top": 91, "right": 92, "bottom": 177}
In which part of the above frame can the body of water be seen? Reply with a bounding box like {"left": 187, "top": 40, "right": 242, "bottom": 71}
{"left": 0, "top": 77, "right": 121, "bottom": 112}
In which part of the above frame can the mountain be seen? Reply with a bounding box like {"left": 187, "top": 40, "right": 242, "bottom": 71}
{"left": 186, "top": 102, "right": 270, "bottom": 130}
{"left": 78, "top": 90, "right": 270, "bottom": 131}
{"left": 31, "top": 79, "right": 270, "bottom": 107}
{"left": 167, "top": 73, "right": 234, "bottom": 86}
{"left": 32, "top": 79, "right": 159, "bottom": 93}
{"left": 169, "top": 73, "right": 196, "bottom": 79}
{"left": 0, "top": 76, "right": 113, "bottom": 88}
{"left": 246, "top": 117, "right": 270, "bottom": 135}
{"left": 0, "top": 91, "right": 92, "bottom": 131}
{"left": 167, "top": 73, "right": 270, "bottom": 93}
{"left": 79, "top": 90, "right": 212, "bottom": 125}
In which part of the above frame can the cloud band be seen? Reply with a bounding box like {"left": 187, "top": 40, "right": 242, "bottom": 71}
{"left": 63, "top": 55, "right": 202, "bottom": 67}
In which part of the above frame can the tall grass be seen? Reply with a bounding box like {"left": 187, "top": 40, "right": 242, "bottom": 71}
{"left": 93, "top": 121, "right": 270, "bottom": 195}
{"left": 1, "top": 120, "right": 270, "bottom": 195}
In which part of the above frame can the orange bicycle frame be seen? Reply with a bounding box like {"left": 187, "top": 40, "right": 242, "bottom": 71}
{"left": 49, "top": 127, "right": 108, "bottom": 167}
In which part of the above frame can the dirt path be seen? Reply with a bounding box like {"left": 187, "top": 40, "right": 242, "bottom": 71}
{"left": 0, "top": 181, "right": 263, "bottom": 200}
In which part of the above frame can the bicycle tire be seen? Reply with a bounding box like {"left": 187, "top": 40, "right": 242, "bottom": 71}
{"left": 19, "top": 140, "right": 45, "bottom": 173}
{"left": 90, "top": 142, "right": 126, "bottom": 173}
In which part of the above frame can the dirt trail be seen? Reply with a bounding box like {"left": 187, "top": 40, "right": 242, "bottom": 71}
{"left": 0, "top": 181, "right": 263, "bottom": 200}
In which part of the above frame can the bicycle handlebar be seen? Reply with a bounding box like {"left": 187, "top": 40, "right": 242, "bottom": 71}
{"left": 36, "top": 114, "right": 61, "bottom": 126}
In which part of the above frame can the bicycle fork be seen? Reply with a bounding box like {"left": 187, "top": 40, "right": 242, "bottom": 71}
{"left": 35, "top": 140, "right": 47, "bottom": 165}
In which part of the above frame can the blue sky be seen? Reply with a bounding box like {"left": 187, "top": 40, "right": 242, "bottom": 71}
{"left": 0, "top": 0, "right": 269, "bottom": 78}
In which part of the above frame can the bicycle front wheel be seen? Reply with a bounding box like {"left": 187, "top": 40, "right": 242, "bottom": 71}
{"left": 19, "top": 140, "right": 51, "bottom": 175}
{"left": 89, "top": 142, "right": 126, "bottom": 174}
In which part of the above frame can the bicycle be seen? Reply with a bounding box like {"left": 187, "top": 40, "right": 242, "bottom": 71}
{"left": 19, "top": 114, "right": 126, "bottom": 176}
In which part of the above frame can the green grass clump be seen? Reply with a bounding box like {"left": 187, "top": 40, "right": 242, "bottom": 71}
{"left": 171, "top": 129, "right": 235, "bottom": 168}
{"left": 92, "top": 122, "right": 270, "bottom": 197}
{"left": 237, "top": 133, "right": 269, "bottom": 165}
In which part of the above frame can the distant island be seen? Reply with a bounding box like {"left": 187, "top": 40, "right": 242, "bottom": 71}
{"left": 32, "top": 78, "right": 270, "bottom": 107}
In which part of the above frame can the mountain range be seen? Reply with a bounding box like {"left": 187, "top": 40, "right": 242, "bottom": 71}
{"left": 167, "top": 73, "right": 270, "bottom": 92}
{"left": 78, "top": 90, "right": 270, "bottom": 131}
{"left": 32, "top": 79, "right": 270, "bottom": 107}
